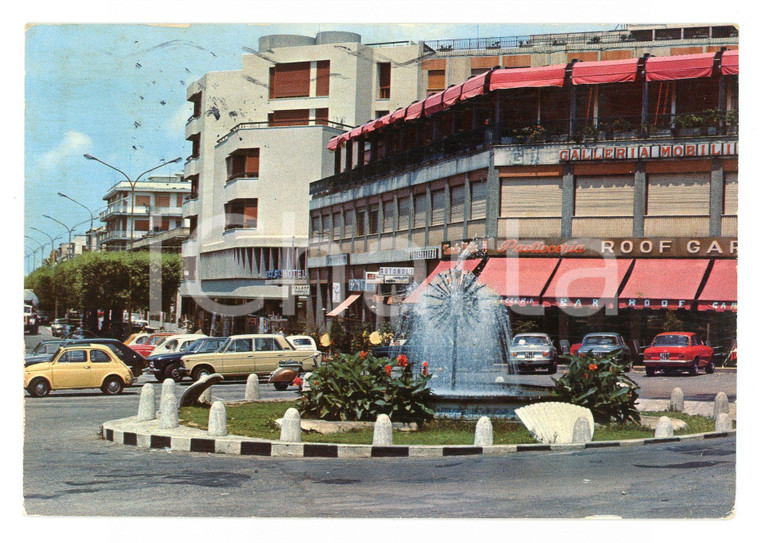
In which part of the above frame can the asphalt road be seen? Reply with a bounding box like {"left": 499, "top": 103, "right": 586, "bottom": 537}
{"left": 23, "top": 328, "right": 737, "bottom": 518}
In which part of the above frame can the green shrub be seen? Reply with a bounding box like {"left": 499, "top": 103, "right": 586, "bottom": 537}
{"left": 298, "top": 351, "right": 435, "bottom": 424}
{"left": 552, "top": 351, "right": 640, "bottom": 424}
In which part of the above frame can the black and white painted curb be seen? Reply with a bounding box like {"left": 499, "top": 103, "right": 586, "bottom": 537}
{"left": 101, "top": 417, "right": 735, "bottom": 459}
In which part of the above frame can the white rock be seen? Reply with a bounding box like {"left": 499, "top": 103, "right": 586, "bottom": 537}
{"left": 713, "top": 392, "right": 730, "bottom": 419}
{"left": 207, "top": 401, "right": 227, "bottom": 437}
{"left": 715, "top": 412, "right": 733, "bottom": 432}
{"left": 244, "top": 374, "right": 260, "bottom": 401}
{"left": 669, "top": 387, "right": 684, "bottom": 412}
{"left": 494, "top": 376, "right": 505, "bottom": 384}
{"left": 373, "top": 414, "right": 393, "bottom": 446}
{"left": 158, "top": 393, "right": 179, "bottom": 429}
{"left": 515, "top": 402, "right": 594, "bottom": 444}
{"left": 161, "top": 379, "right": 175, "bottom": 402}
{"left": 279, "top": 408, "right": 302, "bottom": 442}
{"left": 654, "top": 416, "right": 674, "bottom": 438}
{"left": 136, "top": 383, "right": 156, "bottom": 421}
{"left": 474, "top": 416, "right": 493, "bottom": 446}
{"left": 572, "top": 417, "right": 593, "bottom": 444}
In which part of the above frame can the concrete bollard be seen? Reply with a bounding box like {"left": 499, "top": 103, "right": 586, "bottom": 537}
{"left": 373, "top": 414, "right": 393, "bottom": 446}
{"left": 198, "top": 387, "right": 212, "bottom": 404}
{"left": 161, "top": 378, "right": 175, "bottom": 402}
{"left": 158, "top": 393, "right": 179, "bottom": 429}
{"left": 572, "top": 417, "right": 593, "bottom": 444}
{"left": 279, "top": 408, "right": 301, "bottom": 442}
{"left": 654, "top": 416, "right": 674, "bottom": 438}
{"left": 244, "top": 374, "right": 260, "bottom": 401}
{"left": 669, "top": 387, "right": 684, "bottom": 412}
{"left": 713, "top": 392, "right": 730, "bottom": 419}
{"left": 715, "top": 412, "right": 733, "bottom": 433}
{"left": 494, "top": 376, "right": 505, "bottom": 384}
{"left": 474, "top": 416, "right": 493, "bottom": 446}
{"left": 136, "top": 383, "right": 156, "bottom": 421}
{"left": 301, "top": 372, "right": 313, "bottom": 392}
{"left": 207, "top": 401, "right": 228, "bottom": 437}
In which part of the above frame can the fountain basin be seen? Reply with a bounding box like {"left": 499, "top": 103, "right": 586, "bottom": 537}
{"left": 432, "top": 384, "right": 555, "bottom": 420}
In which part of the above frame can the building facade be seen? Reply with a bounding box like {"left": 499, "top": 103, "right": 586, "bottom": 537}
{"left": 308, "top": 39, "right": 738, "bottom": 351}
{"left": 100, "top": 173, "right": 189, "bottom": 251}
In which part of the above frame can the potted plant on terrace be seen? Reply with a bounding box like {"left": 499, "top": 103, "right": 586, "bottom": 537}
{"left": 673, "top": 112, "right": 705, "bottom": 137}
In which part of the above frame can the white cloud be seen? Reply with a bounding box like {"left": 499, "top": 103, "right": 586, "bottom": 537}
{"left": 40, "top": 131, "right": 92, "bottom": 169}
{"left": 167, "top": 103, "right": 193, "bottom": 136}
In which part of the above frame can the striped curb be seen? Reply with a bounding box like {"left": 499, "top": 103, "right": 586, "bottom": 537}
{"left": 101, "top": 417, "right": 735, "bottom": 459}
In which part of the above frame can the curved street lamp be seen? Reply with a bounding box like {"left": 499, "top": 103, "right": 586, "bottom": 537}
{"left": 43, "top": 215, "right": 75, "bottom": 246}
{"left": 83, "top": 154, "right": 183, "bottom": 249}
{"left": 58, "top": 192, "right": 96, "bottom": 250}
{"left": 29, "top": 227, "right": 61, "bottom": 255}
{"left": 24, "top": 235, "right": 45, "bottom": 271}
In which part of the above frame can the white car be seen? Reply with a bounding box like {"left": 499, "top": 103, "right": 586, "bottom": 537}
{"left": 287, "top": 335, "right": 318, "bottom": 351}
{"left": 148, "top": 333, "right": 206, "bottom": 358}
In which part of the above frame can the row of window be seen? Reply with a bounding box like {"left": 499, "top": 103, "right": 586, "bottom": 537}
{"left": 312, "top": 180, "right": 488, "bottom": 239}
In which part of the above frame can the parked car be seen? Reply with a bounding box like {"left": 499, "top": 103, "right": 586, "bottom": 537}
{"left": 24, "top": 344, "right": 136, "bottom": 397}
{"left": 179, "top": 334, "right": 322, "bottom": 389}
{"left": 643, "top": 332, "right": 714, "bottom": 376}
{"left": 510, "top": 333, "right": 558, "bottom": 374}
{"left": 287, "top": 335, "right": 318, "bottom": 351}
{"left": 60, "top": 338, "right": 147, "bottom": 377}
{"left": 124, "top": 332, "right": 151, "bottom": 346}
{"left": 24, "top": 304, "right": 38, "bottom": 335}
{"left": 129, "top": 332, "right": 174, "bottom": 358}
{"left": 64, "top": 327, "right": 99, "bottom": 340}
{"left": 36, "top": 310, "right": 51, "bottom": 326}
{"left": 147, "top": 337, "right": 227, "bottom": 382}
{"left": 577, "top": 333, "right": 632, "bottom": 371}
{"left": 50, "top": 318, "right": 68, "bottom": 337}
{"left": 25, "top": 340, "right": 64, "bottom": 366}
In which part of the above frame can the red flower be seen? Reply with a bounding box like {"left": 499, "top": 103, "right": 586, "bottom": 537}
{"left": 384, "top": 365, "right": 392, "bottom": 377}
{"left": 359, "top": 351, "right": 368, "bottom": 360}
{"left": 583, "top": 372, "right": 588, "bottom": 379}
{"left": 397, "top": 354, "right": 408, "bottom": 367}
{"left": 293, "top": 377, "right": 303, "bottom": 387}
{"left": 421, "top": 360, "right": 429, "bottom": 376}
{"left": 589, "top": 363, "right": 598, "bottom": 371}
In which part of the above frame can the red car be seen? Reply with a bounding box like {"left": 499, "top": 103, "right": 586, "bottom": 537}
{"left": 129, "top": 332, "right": 173, "bottom": 358}
{"left": 643, "top": 332, "right": 714, "bottom": 376}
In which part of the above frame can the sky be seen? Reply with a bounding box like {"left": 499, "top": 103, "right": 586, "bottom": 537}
{"left": 23, "top": 21, "right": 618, "bottom": 271}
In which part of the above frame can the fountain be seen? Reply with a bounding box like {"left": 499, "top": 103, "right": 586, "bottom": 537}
{"left": 396, "top": 251, "right": 553, "bottom": 419}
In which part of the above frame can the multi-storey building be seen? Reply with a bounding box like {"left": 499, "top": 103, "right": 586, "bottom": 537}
{"left": 308, "top": 34, "right": 739, "bottom": 351}
{"left": 100, "top": 173, "right": 189, "bottom": 251}
{"left": 180, "top": 24, "right": 738, "bottom": 336}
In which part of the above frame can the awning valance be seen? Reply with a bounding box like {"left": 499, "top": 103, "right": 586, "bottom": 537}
{"left": 423, "top": 91, "right": 445, "bottom": 116}
{"left": 361, "top": 120, "right": 378, "bottom": 134}
{"left": 618, "top": 259, "right": 710, "bottom": 310}
{"left": 404, "top": 260, "right": 482, "bottom": 304}
{"left": 572, "top": 58, "right": 639, "bottom": 85}
{"left": 489, "top": 64, "right": 566, "bottom": 90}
{"left": 405, "top": 101, "right": 424, "bottom": 121}
{"left": 326, "top": 293, "right": 362, "bottom": 317}
{"left": 460, "top": 71, "right": 489, "bottom": 100}
{"left": 697, "top": 260, "right": 737, "bottom": 312}
{"left": 348, "top": 126, "right": 363, "bottom": 138}
{"left": 477, "top": 258, "right": 559, "bottom": 307}
{"left": 327, "top": 135, "right": 341, "bottom": 151}
{"left": 389, "top": 107, "right": 407, "bottom": 124}
{"left": 442, "top": 84, "right": 462, "bottom": 108}
{"left": 721, "top": 49, "right": 738, "bottom": 76}
{"left": 542, "top": 258, "right": 633, "bottom": 308}
{"left": 645, "top": 53, "right": 716, "bottom": 82}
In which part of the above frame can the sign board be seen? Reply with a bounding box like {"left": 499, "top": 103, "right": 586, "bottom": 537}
{"left": 349, "top": 279, "right": 373, "bottom": 292}
{"left": 441, "top": 238, "right": 492, "bottom": 259}
{"left": 267, "top": 269, "right": 307, "bottom": 280}
{"left": 559, "top": 141, "right": 737, "bottom": 162}
{"left": 365, "top": 271, "right": 382, "bottom": 284}
{"left": 408, "top": 247, "right": 439, "bottom": 260}
{"left": 292, "top": 285, "right": 310, "bottom": 296}
{"left": 379, "top": 267, "right": 415, "bottom": 276}
{"left": 326, "top": 253, "right": 349, "bottom": 267}
{"left": 383, "top": 274, "right": 413, "bottom": 284}
{"left": 332, "top": 282, "right": 342, "bottom": 303}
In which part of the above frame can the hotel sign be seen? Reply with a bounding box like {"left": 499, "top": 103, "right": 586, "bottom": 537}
{"left": 560, "top": 142, "right": 737, "bottom": 161}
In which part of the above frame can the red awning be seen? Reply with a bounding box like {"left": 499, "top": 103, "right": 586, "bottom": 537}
{"left": 477, "top": 258, "right": 559, "bottom": 307}
{"left": 389, "top": 107, "right": 407, "bottom": 124}
{"left": 645, "top": 53, "right": 716, "bottom": 81}
{"left": 489, "top": 64, "right": 566, "bottom": 91}
{"left": 405, "top": 101, "right": 424, "bottom": 121}
{"left": 542, "top": 258, "right": 633, "bottom": 308}
{"left": 404, "top": 260, "right": 482, "bottom": 304}
{"left": 572, "top": 58, "right": 639, "bottom": 85}
{"left": 361, "top": 120, "right": 377, "bottom": 134}
{"left": 619, "top": 259, "right": 710, "bottom": 310}
{"left": 348, "top": 126, "right": 363, "bottom": 138}
{"left": 327, "top": 135, "right": 341, "bottom": 151}
{"left": 461, "top": 71, "right": 489, "bottom": 100}
{"left": 326, "top": 293, "right": 362, "bottom": 317}
{"left": 442, "top": 84, "right": 462, "bottom": 108}
{"left": 375, "top": 112, "right": 393, "bottom": 129}
{"left": 697, "top": 260, "right": 737, "bottom": 312}
{"left": 721, "top": 49, "right": 738, "bottom": 76}
{"left": 423, "top": 91, "right": 445, "bottom": 116}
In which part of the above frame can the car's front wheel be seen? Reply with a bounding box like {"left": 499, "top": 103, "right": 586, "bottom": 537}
{"left": 27, "top": 378, "right": 50, "bottom": 397}
{"left": 164, "top": 364, "right": 183, "bottom": 382}
{"left": 102, "top": 377, "right": 124, "bottom": 395}
{"left": 191, "top": 366, "right": 212, "bottom": 382}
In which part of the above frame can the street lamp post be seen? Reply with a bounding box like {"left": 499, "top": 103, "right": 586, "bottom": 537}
{"left": 43, "top": 215, "right": 75, "bottom": 246}
{"left": 29, "top": 227, "right": 61, "bottom": 258}
{"left": 58, "top": 192, "right": 96, "bottom": 250}
{"left": 83, "top": 154, "right": 183, "bottom": 250}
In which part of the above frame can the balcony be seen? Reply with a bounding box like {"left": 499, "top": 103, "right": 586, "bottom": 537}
{"left": 311, "top": 112, "right": 738, "bottom": 197}
{"left": 100, "top": 204, "right": 184, "bottom": 220}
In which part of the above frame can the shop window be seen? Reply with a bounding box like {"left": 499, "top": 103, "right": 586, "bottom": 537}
{"left": 431, "top": 190, "right": 445, "bottom": 225}
{"left": 414, "top": 193, "right": 427, "bottom": 228}
{"left": 369, "top": 204, "right": 380, "bottom": 235}
{"left": 226, "top": 148, "right": 260, "bottom": 180}
{"left": 450, "top": 185, "right": 465, "bottom": 223}
{"left": 470, "top": 180, "right": 488, "bottom": 220}
{"left": 378, "top": 62, "right": 391, "bottom": 99}
{"left": 575, "top": 176, "right": 635, "bottom": 217}
{"left": 224, "top": 199, "right": 258, "bottom": 230}
{"left": 398, "top": 197, "right": 411, "bottom": 230}
{"left": 269, "top": 62, "right": 311, "bottom": 99}
{"left": 316, "top": 60, "right": 330, "bottom": 97}
{"left": 427, "top": 70, "right": 446, "bottom": 95}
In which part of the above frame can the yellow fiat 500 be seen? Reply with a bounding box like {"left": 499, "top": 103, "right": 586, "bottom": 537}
{"left": 24, "top": 345, "right": 136, "bottom": 397}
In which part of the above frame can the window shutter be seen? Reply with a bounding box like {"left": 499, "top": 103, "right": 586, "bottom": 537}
{"left": 333, "top": 212, "right": 342, "bottom": 239}
{"left": 500, "top": 177, "right": 563, "bottom": 217}
{"left": 322, "top": 214, "right": 332, "bottom": 240}
{"left": 383, "top": 201, "right": 395, "bottom": 232}
{"left": 431, "top": 190, "right": 445, "bottom": 225}
{"left": 723, "top": 172, "right": 738, "bottom": 215}
{"left": 316, "top": 61, "right": 330, "bottom": 96}
{"left": 344, "top": 209, "right": 355, "bottom": 238}
{"left": 155, "top": 195, "right": 171, "bottom": 207}
{"left": 272, "top": 62, "right": 310, "bottom": 98}
{"left": 414, "top": 194, "right": 427, "bottom": 228}
{"left": 135, "top": 195, "right": 151, "bottom": 207}
{"left": 398, "top": 197, "right": 411, "bottom": 230}
{"left": 268, "top": 109, "right": 310, "bottom": 127}
{"left": 647, "top": 173, "right": 711, "bottom": 216}
{"left": 243, "top": 200, "right": 258, "bottom": 227}
{"left": 470, "top": 180, "right": 488, "bottom": 219}
{"left": 315, "top": 108, "right": 329, "bottom": 126}
{"left": 427, "top": 70, "right": 446, "bottom": 93}
{"left": 449, "top": 185, "right": 465, "bottom": 223}
{"left": 575, "top": 175, "right": 635, "bottom": 217}
{"left": 245, "top": 150, "right": 259, "bottom": 176}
